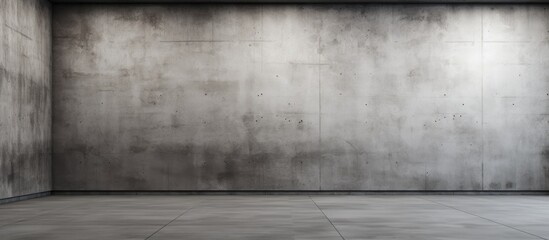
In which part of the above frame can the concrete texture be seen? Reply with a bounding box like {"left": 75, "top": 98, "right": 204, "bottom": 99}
{"left": 0, "top": 195, "right": 549, "bottom": 239}
{"left": 52, "top": 4, "right": 549, "bottom": 191}
{"left": 0, "top": 0, "right": 52, "bottom": 199}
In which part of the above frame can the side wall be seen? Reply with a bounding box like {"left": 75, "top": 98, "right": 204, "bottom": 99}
{"left": 52, "top": 4, "right": 549, "bottom": 191}
{"left": 0, "top": 0, "right": 52, "bottom": 199}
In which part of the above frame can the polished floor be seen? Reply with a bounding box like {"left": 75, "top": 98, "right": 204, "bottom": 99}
{"left": 0, "top": 195, "right": 548, "bottom": 240}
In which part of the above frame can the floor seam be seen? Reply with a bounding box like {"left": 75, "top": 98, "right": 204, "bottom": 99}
{"left": 417, "top": 196, "right": 548, "bottom": 240}
{"left": 308, "top": 196, "right": 346, "bottom": 240}
{"left": 144, "top": 202, "right": 199, "bottom": 240}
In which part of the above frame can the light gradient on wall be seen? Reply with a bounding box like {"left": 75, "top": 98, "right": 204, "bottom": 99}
{"left": 52, "top": 4, "right": 549, "bottom": 191}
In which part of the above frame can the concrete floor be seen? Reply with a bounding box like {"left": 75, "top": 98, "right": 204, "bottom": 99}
{"left": 0, "top": 195, "right": 548, "bottom": 240}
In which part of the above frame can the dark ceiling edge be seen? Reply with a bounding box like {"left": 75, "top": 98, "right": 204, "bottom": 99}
{"left": 48, "top": 0, "right": 549, "bottom": 3}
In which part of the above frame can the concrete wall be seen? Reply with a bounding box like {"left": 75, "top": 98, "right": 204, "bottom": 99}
{"left": 0, "top": 0, "right": 52, "bottom": 199}
{"left": 52, "top": 4, "right": 549, "bottom": 191}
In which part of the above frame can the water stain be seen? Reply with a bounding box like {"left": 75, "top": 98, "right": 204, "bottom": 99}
{"left": 542, "top": 146, "right": 549, "bottom": 189}
{"left": 489, "top": 182, "right": 501, "bottom": 190}
{"left": 66, "top": 144, "right": 97, "bottom": 157}
{"left": 130, "top": 145, "right": 147, "bottom": 154}
{"left": 397, "top": 6, "right": 448, "bottom": 29}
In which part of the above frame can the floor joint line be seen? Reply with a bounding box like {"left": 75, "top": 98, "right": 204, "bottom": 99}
{"left": 309, "top": 196, "right": 346, "bottom": 240}
{"left": 417, "top": 197, "right": 548, "bottom": 240}
{"left": 144, "top": 203, "right": 198, "bottom": 240}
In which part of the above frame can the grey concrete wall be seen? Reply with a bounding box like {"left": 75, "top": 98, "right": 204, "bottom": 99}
{"left": 52, "top": 4, "right": 549, "bottom": 191}
{"left": 0, "top": 0, "right": 52, "bottom": 199}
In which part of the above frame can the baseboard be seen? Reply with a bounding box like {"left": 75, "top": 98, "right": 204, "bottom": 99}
{"left": 0, "top": 191, "right": 51, "bottom": 204}
{"left": 1, "top": 191, "right": 546, "bottom": 201}
{"left": 52, "top": 190, "right": 549, "bottom": 195}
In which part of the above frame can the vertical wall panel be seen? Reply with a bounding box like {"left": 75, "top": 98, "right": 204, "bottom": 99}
{"left": 0, "top": 0, "right": 51, "bottom": 199}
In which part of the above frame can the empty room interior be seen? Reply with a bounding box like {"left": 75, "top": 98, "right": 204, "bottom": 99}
{"left": 1, "top": 0, "right": 549, "bottom": 239}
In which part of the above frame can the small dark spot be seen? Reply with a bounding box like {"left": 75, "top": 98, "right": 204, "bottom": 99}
{"left": 276, "top": 75, "right": 279, "bottom": 77}
{"left": 205, "top": 93, "right": 207, "bottom": 95}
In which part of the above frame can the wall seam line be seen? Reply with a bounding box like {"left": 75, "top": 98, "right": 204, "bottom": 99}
{"left": 318, "top": 15, "right": 323, "bottom": 191}
{"left": 481, "top": 7, "right": 485, "bottom": 191}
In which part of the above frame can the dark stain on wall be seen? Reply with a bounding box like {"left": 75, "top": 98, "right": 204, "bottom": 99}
{"left": 542, "top": 146, "right": 549, "bottom": 189}
{"left": 397, "top": 6, "right": 448, "bottom": 29}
